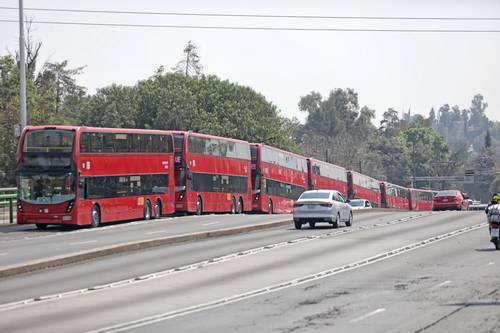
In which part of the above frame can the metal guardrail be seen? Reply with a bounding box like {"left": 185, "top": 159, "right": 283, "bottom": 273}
{"left": 0, "top": 187, "right": 17, "bottom": 224}
{"left": 468, "top": 204, "right": 487, "bottom": 211}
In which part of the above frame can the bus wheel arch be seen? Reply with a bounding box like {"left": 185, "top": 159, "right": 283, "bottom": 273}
{"left": 154, "top": 199, "right": 162, "bottom": 219}
{"left": 196, "top": 196, "right": 203, "bottom": 215}
{"left": 91, "top": 204, "right": 101, "bottom": 228}
{"left": 144, "top": 200, "right": 152, "bottom": 220}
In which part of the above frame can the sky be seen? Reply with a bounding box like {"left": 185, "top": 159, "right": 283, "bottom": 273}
{"left": 1, "top": 0, "right": 500, "bottom": 124}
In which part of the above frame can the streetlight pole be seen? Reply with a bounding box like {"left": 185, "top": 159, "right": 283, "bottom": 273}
{"left": 18, "top": 0, "right": 27, "bottom": 131}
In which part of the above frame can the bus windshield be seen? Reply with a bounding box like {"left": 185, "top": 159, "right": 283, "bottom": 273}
{"left": 23, "top": 130, "right": 74, "bottom": 153}
{"left": 18, "top": 171, "right": 76, "bottom": 204}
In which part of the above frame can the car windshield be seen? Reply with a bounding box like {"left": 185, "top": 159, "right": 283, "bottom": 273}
{"left": 299, "top": 192, "right": 331, "bottom": 200}
{"left": 436, "top": 190, "right": 459, "bottom": 197}
{"left": 19, "top": 171, "right": 75, "bottom": 204}
{"left": 349, "top": 199, "right": 365, "bottom": 207}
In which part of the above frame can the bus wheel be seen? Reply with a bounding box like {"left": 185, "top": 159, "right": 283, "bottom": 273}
{"left": 154, "top": 199, "right": 162, "bottom": 219}
{"left": 36, "top": 224, "right": 47, "bottom": 230}
{"left": 91, "top": 205, "right": 101, "bottom": 228}
{"left": 144, "top": 201, "right": 152, "bottom": 220}
{"left": 237, "top": 197, "right": 244, "bottom": 214}
{"left": 196, "top": 196, "right": 203, "bottom": 215}
{"left": 268, "top": 200, "right": 273, "bottom": 214}
{"left": 230, "top": 197, "right": 236, "bottom": 214}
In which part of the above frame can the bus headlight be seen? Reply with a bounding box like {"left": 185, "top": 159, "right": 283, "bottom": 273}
{"left": 17, "top": 201, "right": 23, "bottom": 213}
{"left": 66, "top": 200, "right": 75, "bottom": 213}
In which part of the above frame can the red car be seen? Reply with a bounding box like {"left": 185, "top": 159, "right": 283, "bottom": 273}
{"left": 433, "top": 190, "right": 469, "bottom": 211}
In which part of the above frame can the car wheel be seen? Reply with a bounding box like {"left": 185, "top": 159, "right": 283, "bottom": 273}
{"left": 36, "top": 223, "right": 48, "bottom": 230}
{"left": 196, "top": 196, "right": 203, "bottom": 215}
{"left": 332, "top": 213, "right": 339, "bottom": 229}
{"left": 91, "top": 204, "right": 101, "bottom": 228}
{"left": 346, "top": 212, "right": 353, "bottom": 227}
{"left": 309, "top": 222, "right": 316, "bottom": 228}
{"left": 294, "top": 220, "right": 302, "bottom": 230}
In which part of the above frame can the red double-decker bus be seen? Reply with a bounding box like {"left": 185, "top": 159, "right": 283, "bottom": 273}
{"left": 251, "top": 144, "right": 307, "bottom": 214}
{"left": 307, "top": 158, "right": 348, "bottom": 197}
{"left": 347, "top": 171, "right": 381, "bottom": 207}
{"left": 380, "top": 182, "right": 409, "bottom": 209}
{"left": 17, "top": 126, "right": 175, "bottom": 229}
{"left": 409, "top": 188, "right": 436, "bottom": 211}
{"left": 172, "top": 131, "right": 252, "bottom": 215}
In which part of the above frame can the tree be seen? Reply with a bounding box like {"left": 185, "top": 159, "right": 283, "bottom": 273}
{"left": 485, "top": 129, "right": 492, "bottom": 148}
{"left": 172, "top": 41, "right": 203, "bottom": 77}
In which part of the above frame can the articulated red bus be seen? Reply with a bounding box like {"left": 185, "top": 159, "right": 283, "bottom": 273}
{"left": 409, "top": 188, "right": 436, "bottom": 211}
{"left": 17, "top": 126, "right": 175, "bottom": 229}
{"left": 251, "top": 144, "right": 307, "bottom": 213}
{"left": 172, "top": 131, "right": 252, "bottom": 215}
{"left": 380, "top": 182, "right": 410, "bottom": 209}
{"left": 347, "top": 171, "right": 381, "bottom": 207}
{"left": 307, "top": 158, "right": 348, "bottom": 197}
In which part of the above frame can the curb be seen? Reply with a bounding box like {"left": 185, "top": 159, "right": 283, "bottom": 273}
{"left": 0, "top": 208, "right": 408, "bottom": 278}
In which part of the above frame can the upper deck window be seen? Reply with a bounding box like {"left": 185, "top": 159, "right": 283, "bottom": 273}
{"left": 23, "top": 130, "right": 74, "bottom": 153}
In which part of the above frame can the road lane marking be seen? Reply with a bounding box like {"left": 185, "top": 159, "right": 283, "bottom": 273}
{"left": 144, "top": 230, "right": 168, "bottom": 236}
{"left": 69, "top": 240, "right": 97, "bottom": 246}
{"left": 203, "top": 222, "right": 220, "bottom": 226}
{"left": 79, "top": 222, "right": 486, "bottom": 333}
{"left": 350, "top": 308, "right": 386, "bottom": 323}
{"left": 488, "top": 262, "right": 495, "bottom": 266}
{"left": 0, "top": 253, "right": 7, "bottom": 256}
{"left": 434, "top": 280, "right": 452, "bottom": 288}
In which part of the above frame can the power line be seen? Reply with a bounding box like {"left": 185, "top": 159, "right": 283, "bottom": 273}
{"left": 1, "top": 6, "right": 500, "bottom": 21}
{"left": 1, "top": 19, "right": 500, "bottom": 33}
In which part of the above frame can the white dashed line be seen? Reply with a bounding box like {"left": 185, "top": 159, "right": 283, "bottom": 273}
{"left": 69, "top": 240, "right": 97, "bottom": 246}
{"left": 202, "top": 222, "right": 220, "bottom": 226}
{"left": 0, "top": 252, "right": 7, "bottom": 256}
{"left": 435, "top": 280, "right": 452, "bottom": 288}
{"left": 488, "top": 262, "right": 495, "bottom": 265}
{"left": 144, "top": 230, "right": 169, "bottom": 236}
{"left": 350, "top": 308, "right": 386, "bottom": 323}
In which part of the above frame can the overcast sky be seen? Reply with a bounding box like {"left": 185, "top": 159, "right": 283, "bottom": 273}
{"left": 1, "top": 0, "right": 499, "bottom": 124}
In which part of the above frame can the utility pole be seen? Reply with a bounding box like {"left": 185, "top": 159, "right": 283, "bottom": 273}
{"left": 18, "top": 0, "right": 27, "bottom": 131}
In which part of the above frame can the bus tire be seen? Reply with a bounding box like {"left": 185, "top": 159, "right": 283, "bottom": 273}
{"left": 196, "top": 196, "right": 203, "bottom": 215}
{"left": 230, "top": 197, "right": 236, "bottom": 214}
{"left": 154, "top": 199, "right": 162, "bottom": 219}
{"left": 91, "top": 204, "right": 101, "bottom": 228}
{"left": 237, "top": 197, "right": 244, "bottom": 214}
{"left": 268, "top": 200, "right": 273, "bottom": 214}
{"left": 36, "top": 224, "right": 48, "bottom": 230}
{"left": 144, "top": 200, "right": 152, "bottom": 220}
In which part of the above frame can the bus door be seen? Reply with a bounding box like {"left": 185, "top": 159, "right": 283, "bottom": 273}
{"left": 173, "top": 134, "right": 187, "bottom": 200}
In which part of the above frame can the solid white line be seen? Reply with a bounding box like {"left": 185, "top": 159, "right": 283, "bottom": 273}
{"left": 144, "top": 230, "right": 168, "bottom": 236}
{"left": 435, "top": 280, "right": 452, "bottom": 288}
{"left": 69, "top": 240, "right": 97, "bottom": 246}
{"left": 202, "top": 222, "right": 220, "bottom": 226}
{"left": 350, "top": 308, "right": 386, "bottom": 323}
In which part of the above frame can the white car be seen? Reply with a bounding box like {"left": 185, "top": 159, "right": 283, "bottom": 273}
{"left": 293, "top": 190, "right": 353, "bottom": 229}
{"left": 348, "top": 199, "right": 372, "bottom": 210}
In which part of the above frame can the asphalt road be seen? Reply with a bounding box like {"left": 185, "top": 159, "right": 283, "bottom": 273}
{"left": 0, "top": 210, "right": 497, "bottom": 333}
